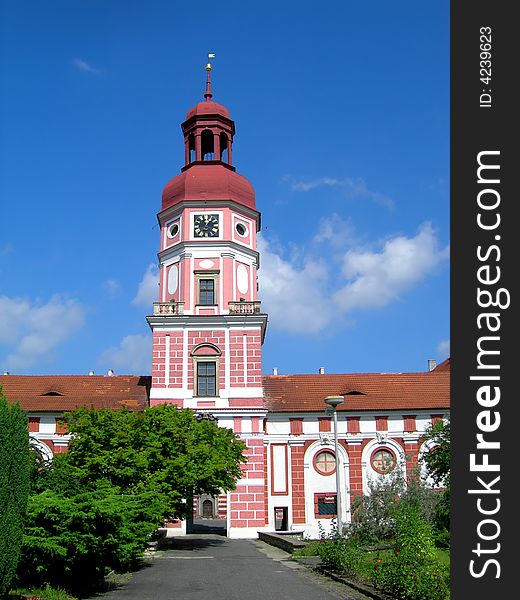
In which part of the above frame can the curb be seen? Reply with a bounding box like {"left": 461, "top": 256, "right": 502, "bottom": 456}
{"left": 316, "top": 567, "right": 394, "bottom": 600}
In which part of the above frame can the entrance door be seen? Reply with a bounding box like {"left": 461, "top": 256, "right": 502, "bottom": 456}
{"left": 202, "top": 499, "right": 214, "bottom": 518}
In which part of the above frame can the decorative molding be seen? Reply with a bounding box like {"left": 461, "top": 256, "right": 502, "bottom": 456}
{"left": 376, "top": 431, "right": 388, "bottom": 444}
{"left": 319, "top": 433, "right": 333, "bottom": 446}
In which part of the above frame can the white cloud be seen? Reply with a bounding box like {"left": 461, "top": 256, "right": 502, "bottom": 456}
{"left": 0, "top": 295, "right": 86, "bottom": 371}
{"left": 133, "top": 264, "right": 159, "bottom": 308}
{"left": 98, "top": 334, "right": 152, "bottom": 375}
{"left": 103, "top": 279, "right": 122, "bottom": 299}
{"left": 72, "top": 58, "right": 100, "bottom": 74}
{"left": 257, "top": 235, "right": 335, "bottom": 334}
{"left": 333, "top": 223, "right": 449, "bottom": 311}
{"left": 437, "top": 339, "right": 450, "bottom": 359}
{"left": 313, "top": 213, "right": 355, "bottom": 247}
{"left": 258, "top": 221, "right": 448, "bottom": 335}
{"left": 283, "top": 175, "right": 394, "bottom": 209}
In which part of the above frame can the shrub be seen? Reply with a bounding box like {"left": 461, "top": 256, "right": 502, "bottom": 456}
{"left": 0, "top": 390, "right": 30, "bottom": 597}
{"left": 348, "top": 467, "right": 446, "bottom": 545}
{"left": 18, "top": 489, "right": 166, "bottom": 592}
{"left": 317, "top": 523, "right": 365, "bottom": 577}
{"left": 372, "top": 508, "right": 450, "bottom": 600}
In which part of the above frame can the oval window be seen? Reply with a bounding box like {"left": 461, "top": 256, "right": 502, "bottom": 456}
{"left": 370, "top": 448, "right": 397, "bottom": 474}
{"left": 235, "top": 222, "right": 248, "bottom": 236}
{"left": 167, "top": 222, "right": 179, "bottom": 239}
{"left": 314, "top": 450, "right": 336, "bottom": 475}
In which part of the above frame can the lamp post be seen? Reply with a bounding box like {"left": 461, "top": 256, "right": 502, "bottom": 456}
{"left": 324, "top": 395, "right": 344, "bottom": 536}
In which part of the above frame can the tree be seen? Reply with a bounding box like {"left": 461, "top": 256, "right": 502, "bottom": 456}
{"left": 19, "top": 403, "right": 245, "bottom": 591}
{"left": 19, "top": 489, "right": 167, "bottom": 591}
{"left": 421, "top": 419, "right": 450, "bottom": 488}
{"left": 0, "top": 387, "right": 30, "bottom": 597}
{"left": 50, "top": 403, "right": 246, "bottom": 519}
{"left": 420, "top": 419, "right": 451, "bottom": 541}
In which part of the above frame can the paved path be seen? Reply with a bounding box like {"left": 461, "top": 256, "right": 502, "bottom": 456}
{"left": 98, "top": 534, "right": 371, "bottom": 600}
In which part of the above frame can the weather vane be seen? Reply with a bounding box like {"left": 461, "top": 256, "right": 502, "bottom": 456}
{"left": 206, "top": 53, "right": 216, "bottom": 72}
{"left": 204, "top": 53, "right": 216, "bottom": 99}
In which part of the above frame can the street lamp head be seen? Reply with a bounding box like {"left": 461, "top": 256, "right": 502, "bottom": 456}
{"left": 324, "top": 395, "right": 344, "bottom": 408}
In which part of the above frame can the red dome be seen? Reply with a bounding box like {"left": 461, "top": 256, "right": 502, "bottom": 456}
{"left": 162, "top": 164, "right": 256, "bottom": 211}
{"left": 185, "top": 99, "right": 230, "bottom": 120}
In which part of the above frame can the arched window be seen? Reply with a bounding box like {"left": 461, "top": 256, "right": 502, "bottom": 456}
{"left": 191, "top": 343, "right": 221, "bottom": 397}
{"left": 188, "top": 134, "right": 196, "bottom": 163}
{"left": 220, "top": 132, "right": 229, "bottom": 163}
{"left": 201, "top": 130, "right": 214, "bottom": 160}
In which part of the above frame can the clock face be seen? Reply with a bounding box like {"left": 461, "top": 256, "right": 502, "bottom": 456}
{"left": 194, "top": 214, "right": 219, "bottom": 238}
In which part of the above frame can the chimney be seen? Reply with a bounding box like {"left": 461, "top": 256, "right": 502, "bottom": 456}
{"left": 428, "top": 359, "right": 437, "bottom": 372}
{"left": 88, "top": 370, "right": 95, "bottom": 376}
{"left": 273, "top": 367, "right": 278, "bottom": 375}
{"left": 107, "top": 369, "right": 114, "bottom": 376}
{"left": 319, "top": 367, "right": 325, "bottom": 374}
{"left": 2, "top": 371, "right": 10, "bottom": 376}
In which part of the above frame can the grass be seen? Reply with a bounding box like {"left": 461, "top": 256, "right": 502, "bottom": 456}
{"left": 292, "top": 540, "right": 323, "bottom": 557}
{"left": 10, "top": 585, "right": 78, "bottom": 600}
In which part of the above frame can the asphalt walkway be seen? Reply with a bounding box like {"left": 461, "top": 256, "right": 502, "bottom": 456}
{"left": 97, "top": 534, "right": 372, "bottom": 600}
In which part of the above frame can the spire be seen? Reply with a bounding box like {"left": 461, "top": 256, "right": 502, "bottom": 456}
{"left": 204, "top": 53, "right": 215, "bottom": 100}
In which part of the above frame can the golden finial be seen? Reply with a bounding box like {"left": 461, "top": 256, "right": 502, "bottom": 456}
{"left": 204, "top": 53, "right": 215, "bottom": 99}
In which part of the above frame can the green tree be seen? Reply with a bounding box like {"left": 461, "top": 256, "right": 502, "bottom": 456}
{"left": 0, "top": 387, "right": 31, "bottom": 597}
{"left": 421, "top": 419, "right": 451, "bottom": 542}
{"left": 48, "top": 404, "right": 246, "bottom": 519}
{"left": 19, "top": 489, "right": 167, "bottom": 591}
{"left": 421, "top": 419, "right": 450, "bottom": 488}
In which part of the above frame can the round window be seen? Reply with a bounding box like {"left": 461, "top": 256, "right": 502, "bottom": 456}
{"left": 370, "top": 448, "right": 397, "bottom": 474}
{"left": 314, "top": 450, "right": 336, "bottom": 475}
{"left": 167, "top": 222, "right": 179, "bottom": 239}
{"left": 235, "top": 222, "right": 248, "bottom": 236}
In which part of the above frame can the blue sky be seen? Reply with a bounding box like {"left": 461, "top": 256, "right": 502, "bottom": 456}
{"left": 0, "top": 1, "right": 449, "bottom": 377}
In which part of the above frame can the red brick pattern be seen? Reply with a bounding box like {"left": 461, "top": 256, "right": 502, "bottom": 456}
{"left": 403, "top": 415, "right": 416, "bottom": 433}
{"left": 152, "top": 329, "right": 263, "bottom": 392}
{"left": 404, "top": 440, "right": 420, "bottom": 480}
{"left": 346, "top": 443, "right": 364, "bottom": 504}
{"left": 375, "top": 416, "right": 388, "bottom": 431}
{"left": 264, "top": 445, "right": 269, "bottom": 524}
{"left": 291, "top": 445, "right": 306, "bottom": 524}
{"left": 229, "top": 437, "right": 266, "bottom": 529}
{"left": 290, "top": 418, "right": 303, "bottom": 436}
{"left": 28, "top": 416, "right": 40, "bottom": 432}
{"left": 318, "top": 417, "right": 331, "bottom": 432}
{"left": 233, "top": 416, "right": 242, "bottom": 434}
{"left": 346, "top": 417, "right": 360, "bottom": 434}
{"left": 218, "top": 494, "right": 227, "bottom": 519}
{"left": 55, "top": 418, "right": 67, "bottom": 435}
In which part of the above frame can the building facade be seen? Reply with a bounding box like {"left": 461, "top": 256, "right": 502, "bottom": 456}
{"left": 1, "top": 69, "right": 450, "bottom": 540}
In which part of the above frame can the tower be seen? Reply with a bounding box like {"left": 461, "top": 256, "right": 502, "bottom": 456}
{"left": 146, "top": 62, "right": 268, "bottom": 538}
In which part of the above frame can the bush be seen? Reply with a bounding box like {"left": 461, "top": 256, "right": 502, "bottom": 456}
{"left": 348, "top": 467, "right": 447, "bottom": 546}
{"left": 372, "top": 508, "right": 450, "bottom": 600}
{"left": 317, "top": 523, "right": 365, "bottom": 577}
{"left": 0, "top": 390, "right": 30, "bottom": 597}
{"left": 18, "top": 489, "right": 166, "bottom": 592}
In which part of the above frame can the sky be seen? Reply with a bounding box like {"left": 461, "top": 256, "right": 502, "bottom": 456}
{"left": 0, "top": 0, "right": 449, "bottom": 377}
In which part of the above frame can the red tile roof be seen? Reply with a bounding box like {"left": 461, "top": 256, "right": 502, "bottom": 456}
{"left": 433, "top": 357, "right": 450, "bottom": 371}
{"left": 262, "top": 370, "right": 450, "bottom": 413}
{"left": 0, "top": 375, "right": 150, "bottom": 412}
